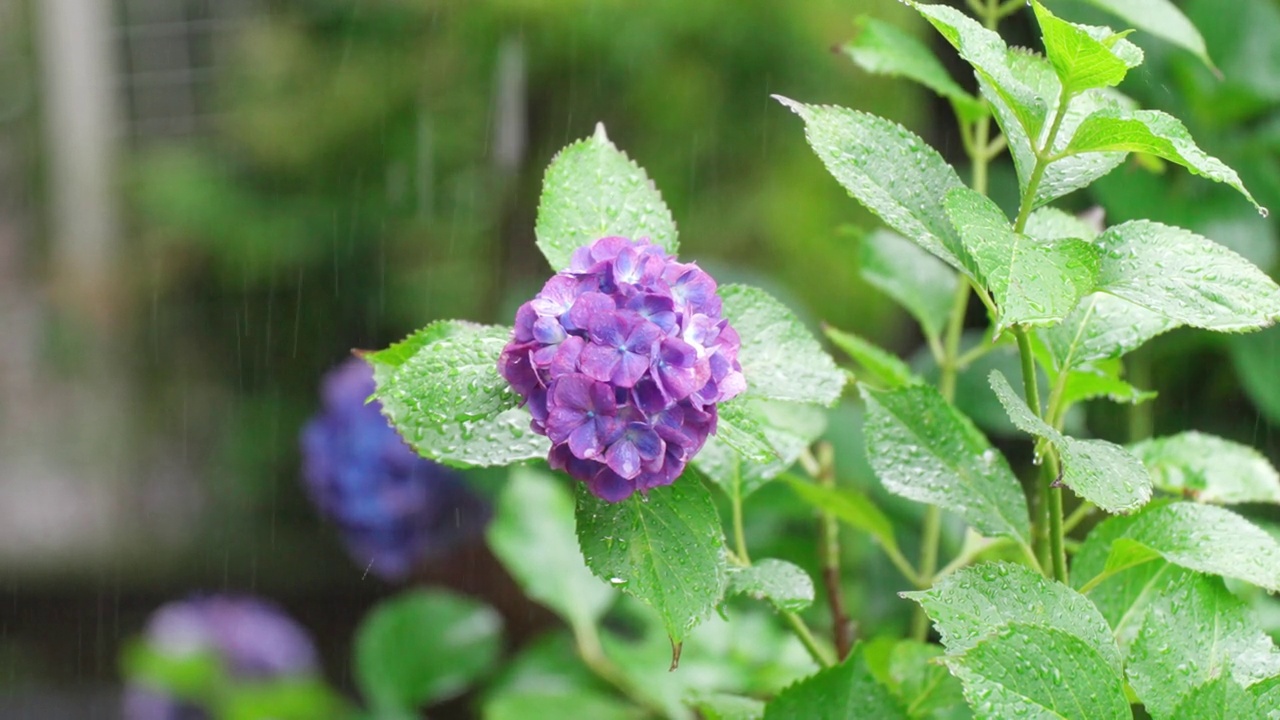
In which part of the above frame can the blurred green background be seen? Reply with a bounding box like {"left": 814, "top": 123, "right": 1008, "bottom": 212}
{"left": 2, "top": 0, "right": 1278, "bottom": 715}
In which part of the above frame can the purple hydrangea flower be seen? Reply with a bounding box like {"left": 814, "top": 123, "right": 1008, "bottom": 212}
{"left": 499, "top": 237, "right": 745, "bottom": 501}
{"left": 300, "top": 358, "right": 490, "bottom": 580}
{"left": 122, "top": 595, "right": 318, "bottom": 720}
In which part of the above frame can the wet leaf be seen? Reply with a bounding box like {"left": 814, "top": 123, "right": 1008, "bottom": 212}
{"left": 784, "top": 477, "right": 899, "bottom": 557}
{"left": 1167, "top": 675, "right": 1266, "bottom": 720}
{"left": 861, "top": 384, "right": 1030, "bottom": 545}
{"left": 824, "top": 325, "right": 919, "bottom": 389}
{"left": 764, "top": 645, "right": 907, "bottom": 720}
{"left": 1130, "top": 431, "right": 1280, "bottom": 504}
{"left": 859, "top": 228, "right": 960, "bottom": 343}
{"left": 535, "top": 123, "right": 677, "bottom": 271}
{"left": 688, "top": 693, "right": 766, "bottom": 720}
{"left": 1039, "top": 292, "right": 1177, "bottom": 371}
{"left": 696, "top": 399, "right": 827, "bottom": 497}
{"left": 484, "top": 690, "right": 641, "bottom": 720}
{"left": 710, "top": 397, "right": 782, "bottom": 465}
{"left": 1056, "top": 359, "right": 1156, "bottom": 408}
{"left": 989, "top": 370, "right": 1151, "bottom": 512}
{"left": 575, "top": 478, "right": 728, "bottom": 645}
{"left": 1075, "top": 0, "right": 1215, "bottom": 71}
{"left": 1033, "top": 1, "right": 1142, "bottom": 93}
{"left": 841, "top": 16, "right": 984, "bottom": 121}
{"left": 727, "top": 559, "right": 815, "bottom": 613}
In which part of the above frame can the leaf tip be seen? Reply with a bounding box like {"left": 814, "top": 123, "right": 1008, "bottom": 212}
{"left": 592, "top": 121, "right": 610, "bottom": 143}
{"left": 771, "top": 94, "right": 803, "bottom": 115}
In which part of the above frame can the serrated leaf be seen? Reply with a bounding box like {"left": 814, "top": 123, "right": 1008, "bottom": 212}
{"left": 944, "top": 624, "right": 1130, "bottom": 720}
{"left": 487, "top": 468, "right": 615, "bottom": 633}
{"left": 1057, "top": 359, "right": 1156, "bottom": 408}
{"left": 861, "top": 384, "right": 1030, "bottom": 545}
{"left": 841, "top": 16, "right": 984, "bottom": 121}
{"left": 711, "top": 397, "right": 781, "bottom": 465}
{"left": 1076, "top": 502, "right": 1280, "bottom": 593}
{"left": 1131, "top": 432, "right": 1280, "bottom": 504}
{"left": 355, "top": 590, "right": 503, "bottom": 713}
{"left": 784, "top": 476, "right": 899, "bottom": 556}
{"left": 989, "top": 370, "right": 1151, "bottom": 512}
{"left": 1075, "top": 0, "right": 1215, "bottom": 70}
{"left": 824, "top": 325, "right": 919, "bottom": 389}
{"left": 904, "top": 562, "right": 1121, "bottom": 668}
{"left": 1251, "top": 676, "right": 1280, "bottom": 719}
{"left": 773, "top": 96, "right": 969, "bottom": 273}
{"left": 1026, "top": 207, "right": 1100, "bottom": 243}
{"left": 368, "top": 321, "right": 549, "bottom": 467}
{"left": 1033, "top": 2, "right": 1141, "bottom": 93}
{"left": 727, "top": 559, "right": 815, "bottom": 613}
{"left": 1168, "top": 675, "right": 1266, "bottom": 720}
{"left": 1127, "top": 568, "right": 1280, "bottom": 718}
{"left": 696, "top": 399, "right": 827, "bottom": 498}
{"left": 764, "top": 645, "right": 908, "bottom": 720}
{"left": 721, "top": 284, "right": 845, "bottom": 406}
{"left": 689, "top": 693, "right": 766, "bottom": 720}
{"left": 575, "top": 478, "right": 728, "bottom": 644}
{"left": 875, "top": 639, "right": 971, "bottom": 720}
{"left": 1092, "top": 220, "right": 1280, "bottom": 331}
{"left": 534, "top": 123, "right": 677, "bottom": 271}
{"left": 944, "top": 187, "right": 1098, "bottom": 332}
{"left": 860, "top": 228, "right": 960, "bottom": 342}
{"left": 1040, "top": 292, "right": 1178, "bottom": 372}
{"left": 1067, "top": 109, "right": 1266, "bottom": 213}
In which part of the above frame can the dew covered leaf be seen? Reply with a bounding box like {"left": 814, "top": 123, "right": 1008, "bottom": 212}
{"left": 367, "top": 321, "right": 549, "bottom": 467}
{"left": 535, "top": 123, "right": 677, "bottom": 271}
{"left": 841, "top": 16, "right": 984, "bottom": 121}
{"left": 903, "top": 562, "right": 1121, "bottom": 668}
{"left": 763, "top": 645, "right": 907, "bottom": 720}
{"left": 1039, "top": 292, "right": 1178, "bottom": 372}
{"left": 784, "top": 476, "right": 899, "bottom": 558}
{"left": 1074, "top": 0, "right": 1215, "bottom": 70}
{"left": 574, "top": 477, "right": 728, "bottom": 645}
{"left": 1074, "top": 502, "right": 1280, "bottom": 593}
{"left": 1026, "top": 207, "right": 1100, "bottom": 243}
{"left": 944, "top": 623, "right": 1130, "bottom": 720}
{"left": 944, "top": 187, "right": 1098, "bottom": 332}
{"left": 989, "top": 370, "right": 1152, "bottom": 513}
{"left": 721, "top": 284, "right": 846, "bottom": 407}
{"left": 1167, "top": 675, "right": 1267, "bottom": 720}
{"left": 1251, "top": 676, "right": 1280, "bottom": 719}
{"left": 696, "top": 399, "right": 827, "bottom": 498}
{"left": 1066, "top": 110, "right": 1265, "bottom": 213}
{"left": 711, "top": 397, "right": 780, "bottom": 465}
{"left": 487, "top": 468, "right": 615, "bottom": 633}
{"left": 861, "top": 384, "right": 1030, "bottom": 545}
{"left": 824, "top": 325, "right": 919, "bottom": 389}
{"left": 1126, "top": 568, "right": 1280, "bottom": 718}
{"left": 773, "top": 97, "right": 970, "bottom": 274}
{"left": 860, "top": 638, "right": 970, "bottom": 720}
{"left": 727, "top": 559, "right": 816, "bottom": 614}
{"left": 1092, "top": 220, "right": 1280, "bottom": 331}
{"left": 1131, "top": 431, "right": 1280, "bottom": 504}
{"left": 859, "top": 228, "right": 959, "bottom": 342}
{"left": 1032, "top": 1, "right": 1142, "bottom": 93}
{"left": 688, "top": 693, "right": 766, "bottom": 720}
{"left": 1057, "top": 359, "right": 1156, "bottom": 408}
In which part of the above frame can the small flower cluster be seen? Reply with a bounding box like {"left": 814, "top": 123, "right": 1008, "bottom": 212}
{"left": 499, "top": 236, "right": 745, "bottom": 501}
{"left": 301, "top": 359, "right": 489, "bottom": 580}
{"left": 123, "top": 595, "right": 317, "bottom": 720}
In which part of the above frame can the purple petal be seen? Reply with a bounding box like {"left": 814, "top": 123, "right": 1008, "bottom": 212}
{"left": 513, "top": 303, "right": 538, "bottom": 342}
{"left": 546, "top": 407, "right": 585, "bottom": 444}
{"left": 498, "top": 345, "right": 539, "bottom": 397}
{"left": 588, "top": 311, "right": 632, "bottom": 348}
{"left": 588, "top": 468, "right": 635, "bottom": 502}
{"left": 658, "top": 337, "right": 698, "bottom": 368}
{"left": 549, "top": 335, "right": 585, "bottom": 376}
{"left": 605, "top": 439, "right": 642, "bottom": 479}
{"left": 579, "top": 342, "right": 621, "bottom": 384}
{"left": 567, "top": 292, "right": 616, "bottom": 332}
{"left": 627, "top": 294, "right": 677, "bottom": 333}
{"left": 569, "top": 422, "right": 606, "bottom": 459}
{"left": 624, "top": 320, "right": 662, "bottom": 354}
{"left": 532, "top": 316, "right": 567, "bottom": 345}
{"left": 588, "top": 379, "right": 618, "bottom": 415}
{"left": 531, "top": 275, "right": 582, "bottom": 317}
{"left": 612, "top": 351, "right": 651, "bottom": 388}
{"left": 632, "top": 379, "right": 668, "bottom": 415}
{"left": 551, "top": 373, "right": 597, "bottom": 413}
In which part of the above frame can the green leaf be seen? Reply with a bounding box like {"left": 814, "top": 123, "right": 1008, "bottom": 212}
{"left": 1092, "top": 220, "right": 1280, "bottom": 330}
{"left": 824, "top": 325, "right": 919, "bottom": 389}
{"left": 1074, "top": 0, "right": 1215, "bottom": 70}
{"left": 222, "top": 679, "right": 351, "bottom": 720}
{"left": 727, "top": 559, "right": 815, "bottom": 613}
{"left": 1040, "top": 293, "right": 1177, "bottom": 372}
{"left": 944, "top": 624, "right": 1130, "bottom": 719}
{"left": 1076, "top": 502, "right": 1280, "bottom": 593}
{"left": 784, "top": 476, "right": 899, "bottom": 557}
{"left": 696, "top": 399, "right": 827, "bottom": 498}
{"left": 989, "top": 370, "right": 1151, "bottom": 512}
{"left": 368, "top": 321, "right": 549, "bottom": 467}
{"left": 860, "top": 229, "right": 960, "bottom": 343}
{"left": 534, "top": 123, "right": 677, "bottom": 271}
{"left": 487, "top": 468, "right": 615, "bottom": 632}
{"left": 1251, "top": 676, "right": 1280, "bottom": 718}
{"left": 861, "top": 384, "right": 1030, "bottom": 545}
{"left": 841, "top": 16, "right": 984, "bottom": 121}
{"left": 903, "top": 562, "right": 1121, "bottom": 668}
{"left": 1033, "top": 1, "right": 1142, "bottom": 93}
{"left": 773, "top": 97, "right": 969, "bottom": 273}
{"left": 1230, "top": 326, "right": 1280, "bottom": 425}
{"left": 1066, "top": 109, "right": 1266, "bottom": 213}
{"left": 1126, "top": 569, "right": 1280, "bottom": 718}
{"left": 485, "top": 691, "right": 642, "bottom": 720}
{"left": 711, "top": 397, "right": 782, "bottom": 465}
{"left": 355, "top": 590, "right": 503, "bottom": 713}
{"left": 1168, "top": 676, "right": 1267, "bottom": 720}
{"left": 720, "top": 284, "right": 845, "bottom": 406}
{"left": 943, "top": 187, "right": 1098, "bottom": 332}
{"left": 869, "top": 639, "right": 970, "bottom": 720}
{"left": 689, "top": 694, "right": 765, "bottom": 720}
{"left": 120, "top": 641, "right": 225, "bottom": 703}
{"left": 1057, "top": 359, "right": 1156, "bottom": 408}
{"left": 764, "top": 645, "right": 908, "bottom": 720}
{"left": 575, "top": 478, "right": 728, "bottom": 645}
{"left": 1026, "top": 207, "right": 1100, "bottom": 243}
{"left": 1131, "top": 431, "right": 1280, "bottom": 504}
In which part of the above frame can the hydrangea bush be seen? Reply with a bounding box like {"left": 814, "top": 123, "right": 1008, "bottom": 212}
{"left": 122, "top": 2, "right": 1280, "bottom": 718}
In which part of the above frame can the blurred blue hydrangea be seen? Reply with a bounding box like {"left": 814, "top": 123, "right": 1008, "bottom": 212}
{"left": 122, "top": 595, "right": 318, "bottom": 720}
{"left": 300, "top": 357, "right": 489, "bottom": 580}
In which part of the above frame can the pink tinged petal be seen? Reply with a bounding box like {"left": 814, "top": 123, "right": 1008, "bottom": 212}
{"left": 514, "top": 303, "right": 538, "bottom": 342}
{"left": 567, "top": 292, "right": 615, "bottom": 332}
{"left": 552, "top": 373, "right": 597, "bottom": 412}
{"left": 612, "top": 351, "right": 650, "bottom": 388}
{"left": 659, "top": 337, "right": 698, "bottom": 368}
{"left": 579, "top": 342, "right": 621, "bottom": 384}
{"left": 715, "top": 370, "right": 747, "bottom": 401}
{"left": 588, "top": 380, "right": 618, "bottom": 415}
{"left": 546, "top": 408, "right": 584, "bottom": 444}
{"left": 569, "top": 422, "right": 605, "bottom": 459}
{"left": 625, "top": 320, "right": 662, "bottom": 354}
{"left": 588, "top": 468, "right": 635, "bottom": 502}
{"left": 631, "top": 379, "right": 667, "bottom": 415}
{"left": 606, "top": 439, "right": 642, "bottom": 479}
{"left": 532, "top": 317, "right": 567, "bottom": 345}
{"left": 656, "top": 363, "right": 699, "bottom": 401}
{"left": 549, "top": 336, "right": 585, "bottom": 376}
{"left": 590, "top": 236, "right": 633, "bottom": 263}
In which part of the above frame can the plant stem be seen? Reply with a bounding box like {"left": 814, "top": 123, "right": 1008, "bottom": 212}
{"left": 574, "top": 621, "right": 666, "bottom": 717}
{"left": 1063, "top": 502, "right": 1095, "bottom": 534}
{"left": 816, "top": 444, "right": 854, "bottom": 659}
{"left": 731, "top": 473, "right": 751, "bottom": 565}
{"left": 783, "top": 611, "right": 837, "bottom": 667}
{"left": 1047, "top": 476, "right": 1068, "bottom": 583}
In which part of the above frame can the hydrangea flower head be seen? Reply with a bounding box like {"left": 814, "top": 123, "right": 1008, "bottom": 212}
{"left": 300, "top": 358, "right": 489, "bottom": 580}
{"left": 499, "top": 236, "right": 745, "bottom": 501}
{"left": 123, "top": 595, "right": 317, "bottom": 720}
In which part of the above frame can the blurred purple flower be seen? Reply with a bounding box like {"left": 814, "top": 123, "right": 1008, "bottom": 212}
{"left": 499, "top": 237, "right": 745, "bottom": 501}
{"left": 300, "top": 358, "right": 489, "bottom": 580}
{"left": 122, "top": 595, "right": 317, "bottom": 720}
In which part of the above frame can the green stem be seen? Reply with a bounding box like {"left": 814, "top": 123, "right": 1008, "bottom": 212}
{"left": 731, "top": 475, "right": 750, "bottom": 565}
{"left": 1013, "top": 88, "right": 1074, "bottom": 235}
{"left": 1046, "top": 468, "right": 1068, "bottom": 583}
{"left": 574, "top": 621, "right": 666, "bottom": 717}
{"left": 1063, "top": 501, "right": 1094, "bottom": 534}
{"left": 783, "top": 611, "right": 836, "bottom": 667}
